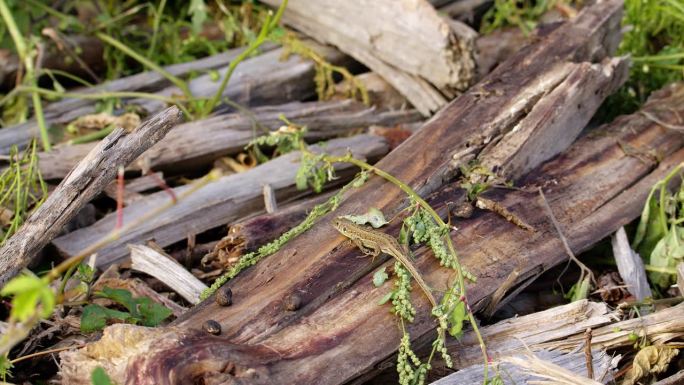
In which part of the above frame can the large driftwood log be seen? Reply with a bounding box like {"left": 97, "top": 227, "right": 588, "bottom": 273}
{"left": 58, "top": 79, "right": 684, "bottom": 384}
{"left": 0, "top": 41, "right": 350, "bottom": 154}
{"left": 56, "top": 2, "right": 641, "bottom": 384}
{"left": 261, "top": 0, "right": 477, "bottom": 115}
{"left": 38, "top": 100, "right": 421, "bottom": 180}
{"left": 0, "top": 107, "right": 182, "bottom": 287}
{"left": 52, "top": 135, "right": 389, "bottom": 268}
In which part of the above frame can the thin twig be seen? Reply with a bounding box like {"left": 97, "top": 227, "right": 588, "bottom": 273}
{"left": 10, "top": 344, "right": 85, "bottom": 364}
{"left": 538, "top": 187, "right": 594, "bottom": 284}
{"left": 640, "top": 110, "right": 684, "bottom": 132}
{"left": 584, "top": 328, "right": 594, "bottom": 380}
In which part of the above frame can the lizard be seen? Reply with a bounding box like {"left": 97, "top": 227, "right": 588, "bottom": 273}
{"left": 332, "top": 217, "right": 437, "bottom": 308}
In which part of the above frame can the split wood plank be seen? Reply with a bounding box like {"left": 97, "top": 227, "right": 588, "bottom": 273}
{"left": 261, "top": 0, "right": 477, "bottom": 115}
{"left": 0, "top": 106, "right": 183, "bottom": 286}
{"left": 129, "top": 244, "right": 207, "bottom": 305}
{"left": 177, "top": 82, "right": 684, "bottom": 384}
{"left": 612, "top": 226, "right": 652, "bottom": 301}
{"left": 52, "top": 134, "right": 389, "bottom": 268}
{"left": 436, "top": 300, "right": 616, "bottom": 368}
{"left": 431, "top": 349, "right": 615, "bottom": 384}
{"left": 0, "top": 42, "right": 349, "bottom": 154}
{"left": 38, "top": 99, "right": 421, "bottom": 180}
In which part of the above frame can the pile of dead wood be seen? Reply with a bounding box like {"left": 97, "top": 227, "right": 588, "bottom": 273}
{"left": 1, "top": 0, "right": 684, "bottom": 384}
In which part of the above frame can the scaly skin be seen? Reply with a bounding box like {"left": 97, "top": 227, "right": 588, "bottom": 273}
{"left": 332, "top": 218, "right": 437, "bottom": 308}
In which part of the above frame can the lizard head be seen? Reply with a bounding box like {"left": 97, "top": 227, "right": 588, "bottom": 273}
{"left": 332, "top": 217, "right": 353, "bottom": 236}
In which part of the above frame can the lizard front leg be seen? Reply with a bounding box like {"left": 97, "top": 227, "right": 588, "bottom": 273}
{"left": 352, "top": 239, "right": 381, "bottom": 258}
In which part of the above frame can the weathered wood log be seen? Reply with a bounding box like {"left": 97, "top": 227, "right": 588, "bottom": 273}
{"left": 58, "top": 78, "right": 684, "bottom": 384}
{"left": 38, "top": 100, "right": 421, "bottom": 180}
{"left": 56, "top": 2, "right": 640, "bottom": 384}
{"left": 0, "top": 107, "right": 183, "bottom": 287}
{"left": 0, "top": 41, "right": 350, "bottom": 154}
{"left": 434, "top": 300, "right": 615, "bottom": 369}
{"left": 0, "top": 35, "right": 105, "bottom": 90}
{"left": 431, "top": 349, "right": 615, "bottom": 385}
{"left": 261, "top": 0, "right": 477, "bottom": 115}
{"left": 536, "top": 301, "right": 684, "bottom": 353}
{"left": 193, "top": 83, "right": 684, "bottom": 385}
{"left": 52, "top": 134, "right": 389, "bottom": 268}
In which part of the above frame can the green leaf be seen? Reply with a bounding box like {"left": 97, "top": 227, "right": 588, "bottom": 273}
{"left": 648, "top": 225, "right": 684, "bottom": 288}
{"left": 448, "top": 301, "right": 467, "bottom": 338}
{"left": 38, "top": 284, "right": 56, "bottom": 318}
{"left": 91, "top": 366, "right": 114, "bottom": 385}
{"left": 10, "top": 288, "right": 40, "bottom": 322}
{"left": 76, "top": 263, "right": 95, "bottom": 283}
{"left": 634, "top": 189, "right": 668, "bottom": 258}
{"left": 0, "top": 354, "right": 13, "bottom": 381}
{"left": 570, "top": 276, "right": 591, "bottom": 302}
{"left": 208, "top": 69, "right": 219, "bottom": 82}
{"left": 188, "top": 0, "right": 207, "bottom": 35}
{"left": 136, "top": 297, "right": 173, "bottom": 327}
{"left": 378, "top": 291, "right": 393, "bottom": 305}
{"left": 1, "top": 274, "right": 55, "bottom": 322}
{"left": 268, "top": 26, "right": 286, "bottom": 40}
{"left": 96, "top": 287, "right": 137, "bottom": 315}
{"left": 0, "top": 274, "right": 43, "bottom": 295}
{"left": 342, "top": 207, "right": 389, "bottom": 228}
{"left": 373, "top": 267, "right": 389, "bottom": 287}
{"left": 80, "top": 304, "right": 131, "bottom": 333}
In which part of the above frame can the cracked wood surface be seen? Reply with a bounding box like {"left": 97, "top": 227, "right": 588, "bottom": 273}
{"left": 59, "top": 81, "right": 684, "bottom": 385}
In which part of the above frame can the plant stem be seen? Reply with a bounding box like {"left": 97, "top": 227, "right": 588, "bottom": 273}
{"left": 325, "top": 154, "right": 490, "bottom": 382}
{"left": 67, "top": 125, "right": 115, "bottom": 145}
{"left": 10, "top": 344, "right": 85, "bottom": 364}
{"left": 202, "top": 0, "right": 288, "bottom": 117}
{"left": 0, "top": 0, "right": 51, "bottom": 151}
{"left": 95, "top": 32, "right": 192, "bottom": 100}
{"left": 147, "top": 0, "right": 168, "bottom": 59}
{"left": 17, "top": 86, "right": 194, "bottom": 118}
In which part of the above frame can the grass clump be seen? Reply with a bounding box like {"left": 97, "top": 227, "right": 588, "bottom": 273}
{"left": 612, "top": 0, "right": 684, "bottom": 112}
{"left": 0, "top": 140, "right": 46, "bottom": 245}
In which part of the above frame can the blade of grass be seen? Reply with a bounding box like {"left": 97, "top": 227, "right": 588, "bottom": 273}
{"left": 0, "top": 0, "right": 51, "bottom": 151}
{"left": 95, "top": 32, "right": 192, "bottom": 102}
{"left": 17, "top": 86, "right": 194, "bottom": 118}
{"left": 201, "top": 0, "right": 288, "bottom": 117}
{"left": 147, "top": 0, "right": 168, "bottom": 59}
